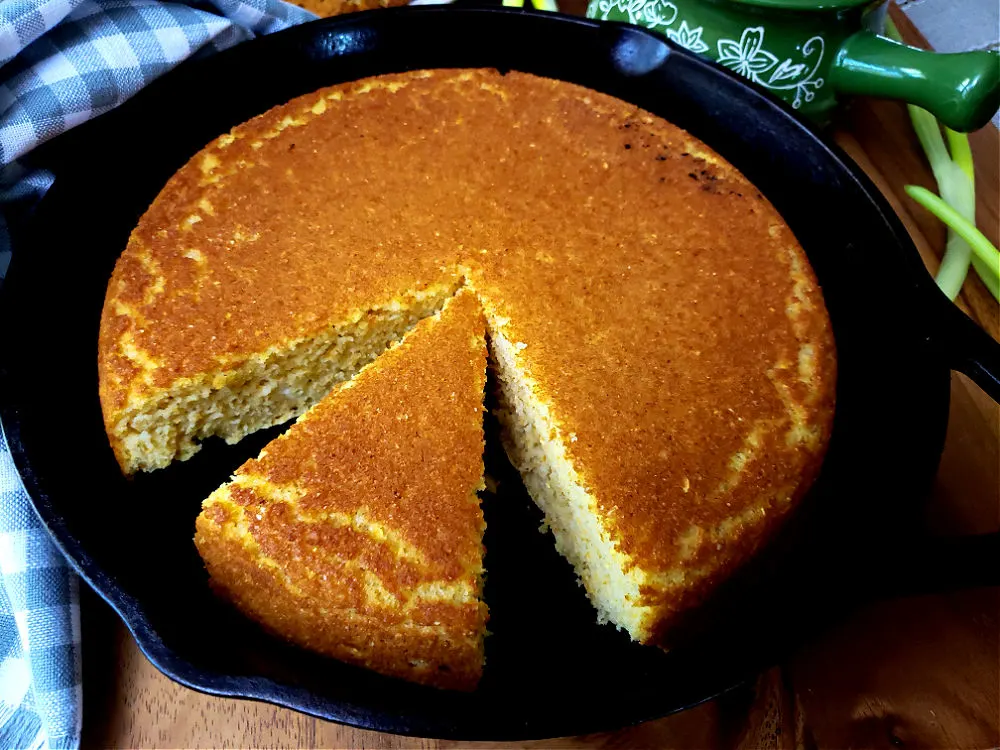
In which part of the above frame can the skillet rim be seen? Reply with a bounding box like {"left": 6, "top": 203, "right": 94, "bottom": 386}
{"left": 0, "top": 6, "right": 952, "bottom": 739}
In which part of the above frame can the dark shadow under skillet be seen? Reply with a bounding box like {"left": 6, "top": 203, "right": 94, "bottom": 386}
{"left": 2, "top": 6, "right": 998, "bottom": 740}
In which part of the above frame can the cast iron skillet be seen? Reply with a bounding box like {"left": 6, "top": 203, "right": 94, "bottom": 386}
{"left": 1, "top": 6, "right": 998, "bottom": 740}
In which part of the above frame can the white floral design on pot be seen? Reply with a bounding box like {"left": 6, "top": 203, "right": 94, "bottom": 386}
{"left": 715, "top": 27, "right": 826, "bottom": 109}
{"left": 640, "top": 0, "right": 678, "bottom": 28}
{"left": 585, "top": 5, "right": 828, "bottom": 110}
{"left": 592, "top": 0, "right": 677, "bottom": 28}
{"left": 716, "top": 27, "right": 778, "bottom": 83}
{"left": 665, "top": 21, "right": 709, "bottom": 54}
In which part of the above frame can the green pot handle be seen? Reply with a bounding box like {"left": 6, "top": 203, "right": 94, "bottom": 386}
{"left": 829, "top": 31, "right": 1000, "bottom": 132}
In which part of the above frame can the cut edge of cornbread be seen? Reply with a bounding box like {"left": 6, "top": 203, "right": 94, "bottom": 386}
{"left": 487, "top": 321, "right": 658, "bottom": 642}
{"left": 108, "top": 281, "right": 459, "bottom": 474}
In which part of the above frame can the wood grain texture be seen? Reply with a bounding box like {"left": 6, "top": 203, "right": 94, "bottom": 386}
{"left": 81, "top": 5, "right": 1000, "bottom": 747}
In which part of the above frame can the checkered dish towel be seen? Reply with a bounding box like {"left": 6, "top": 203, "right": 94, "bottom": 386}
{"left": 0, "top": 1, "right": 316, "bottom": 748}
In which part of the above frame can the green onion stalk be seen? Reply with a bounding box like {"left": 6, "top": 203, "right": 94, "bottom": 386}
{"left": 502, "top": 0, "right": 558, "bottom": 9}
{"left": 885, "top": 18, "right": 1000, "bottom": 302}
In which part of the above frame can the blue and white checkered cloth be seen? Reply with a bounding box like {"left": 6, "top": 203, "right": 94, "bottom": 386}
{"left": 0, "top": 0, "right": 319, "bottom": 276}
{"left": 0, "top": 1, "right": 317, "bottom": 747}
{"left": 0, "top": 430, "right": 79, "bottom": 750}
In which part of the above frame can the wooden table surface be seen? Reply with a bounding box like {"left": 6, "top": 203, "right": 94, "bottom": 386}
{"left": 79, "top": 6, "right": 999, "bottom": 748}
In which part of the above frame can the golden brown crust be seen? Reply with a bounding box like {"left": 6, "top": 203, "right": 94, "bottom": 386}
{"left": 194, "top": 291, "right": 488, "bottom": 690}
{"left": 105, "top": 69, "right": 836, "bottom": 646}
{"left": 285, "top": 0, "right": 408, "bottom": 18}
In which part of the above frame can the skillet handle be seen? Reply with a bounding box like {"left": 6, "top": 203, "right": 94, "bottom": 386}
{"left": 924, "top": 291, "right": 1000, "bottom": 403}
{"left": 881, "top": 532, "right": 1000, "bottom": 597}
{"left": 883, "top": 293, "right": 1000, "bottom": 595}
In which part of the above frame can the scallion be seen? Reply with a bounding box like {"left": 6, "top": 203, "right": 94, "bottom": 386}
{"left": 885, "top": 17, "right": 999, "bottom": 303}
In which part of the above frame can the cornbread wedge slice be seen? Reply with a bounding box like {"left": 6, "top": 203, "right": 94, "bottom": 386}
{"left": 194, "top": 291, "right": 488, "bottom": 690}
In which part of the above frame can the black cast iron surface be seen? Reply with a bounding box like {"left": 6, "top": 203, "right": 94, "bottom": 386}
{"left": 4, "top": 6, "right": 990, "bottom": 740}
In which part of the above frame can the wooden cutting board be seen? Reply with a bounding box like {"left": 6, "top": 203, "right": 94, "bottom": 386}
{"left": 79, "top": 6, "right": 999, "bottom": 748}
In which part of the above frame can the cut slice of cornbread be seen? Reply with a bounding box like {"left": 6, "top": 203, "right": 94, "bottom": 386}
{"left": 194, "top": 290, "right": 488, "bottom": 690}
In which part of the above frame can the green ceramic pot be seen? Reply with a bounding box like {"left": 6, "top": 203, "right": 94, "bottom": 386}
{"left": 585, "top": 0, "right": 1000, "bottom": 131}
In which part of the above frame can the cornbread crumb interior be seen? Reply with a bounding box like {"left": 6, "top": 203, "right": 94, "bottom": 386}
{"left": 489, "top": 324, "right": 654, "bottom": 638}
{"left": 109, "top": 285, "right": 455, "bottom": 473}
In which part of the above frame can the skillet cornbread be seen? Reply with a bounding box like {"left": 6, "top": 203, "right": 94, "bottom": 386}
{"left": 194, "top": 291, "right": 488, "bottom": 690}
{"left": 100, "top": 69, "right": 836, "bottom": 654}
